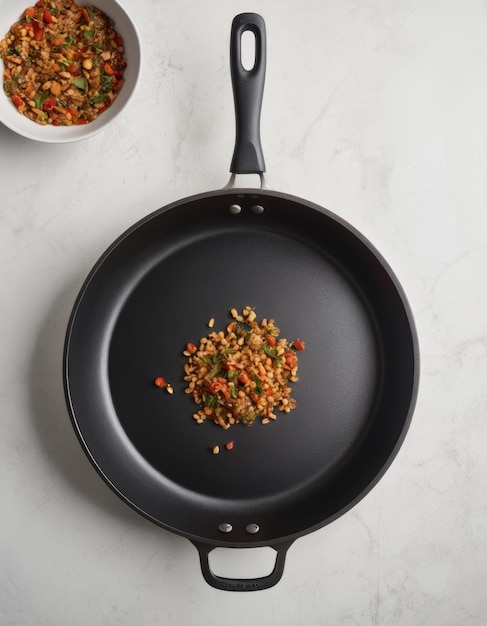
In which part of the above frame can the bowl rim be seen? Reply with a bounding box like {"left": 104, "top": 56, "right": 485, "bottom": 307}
{"left": 0, "top": 0, "right": 142, "bottom": 143}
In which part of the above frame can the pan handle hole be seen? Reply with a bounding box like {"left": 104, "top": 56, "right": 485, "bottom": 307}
{"left": 241, "top": 30, "right": 256, "bottom": 71}
{"left": 209, "top": 547, "right": 276, "bottom": 579}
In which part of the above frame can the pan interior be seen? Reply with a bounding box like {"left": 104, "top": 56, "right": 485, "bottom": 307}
{"left": 66, "top": 191, "right": 417, "bottom": 542}
{"left": 108, "top": 228, "right": 378, "bottom": 501}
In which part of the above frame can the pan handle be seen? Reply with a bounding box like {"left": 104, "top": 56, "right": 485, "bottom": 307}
{"left": 192, "top": 540, "right": 293, "bottom": 592}
{"left": 229, "top": 13, "right": 266, "bottom": 176}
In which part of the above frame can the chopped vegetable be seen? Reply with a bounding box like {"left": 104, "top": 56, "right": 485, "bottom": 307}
{"left": 11, "top": 94, "right": 22, "bottom": 108}
{"left": 72, "top": 77, "right": 88, "bottom": 91}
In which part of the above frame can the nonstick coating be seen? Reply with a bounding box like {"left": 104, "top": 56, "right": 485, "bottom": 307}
{"left": 64, "top": 188, "right": 419, "bottom": 547}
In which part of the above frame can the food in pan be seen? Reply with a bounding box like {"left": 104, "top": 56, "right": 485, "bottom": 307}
{"left": 153, "top": 376, "right": 174, "bottom": 394}
{"left": 0, "top": 0, "right": 126, "bottom": 125}
{"left": 210, "top": 441, "right": 234, "bottom": 456}
{"left": 183, "top": 306, "right": 305, "bottom": 429}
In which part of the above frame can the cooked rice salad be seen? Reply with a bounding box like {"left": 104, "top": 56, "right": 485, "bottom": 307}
{"left": 183, "top": 306, "right": 305, "bottom": 429}
{"left": 0, "top": 1, "right": 126, "bottom": 126}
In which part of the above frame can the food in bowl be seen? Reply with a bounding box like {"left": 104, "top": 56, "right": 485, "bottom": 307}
{"left": 183, "top": 306, "right": 305, "bottom": 429}
{"left": 0, "top": 0, "right": 127, "bottom": 126}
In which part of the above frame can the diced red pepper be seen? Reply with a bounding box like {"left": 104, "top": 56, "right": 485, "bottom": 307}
{"left": 24, "top": 6, "right": 36, "bottom": 18}
{"left": 42, "top": 98, "right": 56, "bottom": 111}
{"left": 209, "top": 378, "right": 231, "bottom": 399}
{"left": 250, "top": 392, "right": 261, "bottom": 405}
{"left": 238, "top": 372, "right": 250, "bottom": 385}
{"left": 33, "top": 22, "right": 44, "bottom": 41}
{"left": 284, "top": 351, "right": 298, "bottom": 368}
{"left": 81, "top": 7, "right": 90, "bottom": 23}
{"left": 293, "top": 339, "right": 306, "bottom": 351}
{"left": 43, "top": 10, "right": 56, "bottom": 24}
{"left": 104, "top": 62, "right": 114, "bottom": 76}
{"left": 35, "top": 1, "right": 46, "bottom": 8}
{"left": 11, "top": 95, "right": 23, "bottom": 108}
{"left": 265, "top": 335, "right": 276, "bottom": 347}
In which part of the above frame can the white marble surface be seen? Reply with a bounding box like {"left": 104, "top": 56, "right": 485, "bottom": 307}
{"left": 1, "top": 0, "right": 487, "bottom": 623}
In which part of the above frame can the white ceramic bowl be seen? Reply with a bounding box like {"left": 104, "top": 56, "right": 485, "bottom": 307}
{"left": 0, "top": 0, "right": 141, "bottom": 142}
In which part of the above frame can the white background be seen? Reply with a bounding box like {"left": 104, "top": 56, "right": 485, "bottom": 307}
{"left": 1, "top": 0, "right": 487, "bottom": 624}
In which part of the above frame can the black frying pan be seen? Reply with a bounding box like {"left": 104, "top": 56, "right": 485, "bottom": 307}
{"left": 64, "top": 13, "right": 419, "bottom": 591}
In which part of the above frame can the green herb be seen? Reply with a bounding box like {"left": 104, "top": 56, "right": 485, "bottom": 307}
{"left": 91, "top": 43, "right": 104, "bottom": 53}
{"left": 100, "top": 72, "right": 113, "bottom": 92}
{"left": 204, "top": 393, "right": 218, "bottom": 408}
{"left": 252, "top": 375, "right": 264, "bottom": 396}
{"left": 83, "top": 30, "right": 95, "bottom": 40}
{"left": 230, "top": 384, "right": 238, "bottom": 399}
{"left": 240, "top": 412, "right": 256, "bottom": 425}
{"left": 226, "top": 369, "right": 240, "bottom": 381}
{"left": 88, "top": 93, "right": 109, "bottom": 105}
{"left": 208, "top": 362, "right": 222, "bottom": 378}
{"left": 33, "top": 91, "right": 49, "bottom": 110}
{"left": 73, "top": 77, "right": 88, "bottom": 91}
{"left": 263, "top": 344, "right": 278, "bottom": 358}
{"left": 3, "top": 79, "right": 18, "bottom": 95}
{"left": 58, "top": 33, "right": 74, "bottom": 49}
{"left": 7, "top": 47, "right": 20, "bottom": 56}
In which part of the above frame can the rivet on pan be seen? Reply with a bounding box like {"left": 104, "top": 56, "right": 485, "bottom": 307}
{"left": 246, "top": 523, "right": 260, "bottom": 534}
{"left": 251, "top": 204, "right": 265, "bottom": 215}
{"left": 229, "top": 204, "right": 242, "bottom": 215}
{"left": 218, "top": 523, "right": 233, "bottom": 533}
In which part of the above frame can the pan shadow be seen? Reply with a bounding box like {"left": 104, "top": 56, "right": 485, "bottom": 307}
{"left": 27, "top": 274, "right": 179, "bottom": 538}
{"left": 28, "top": 276, "right": 142, "bottom": 523}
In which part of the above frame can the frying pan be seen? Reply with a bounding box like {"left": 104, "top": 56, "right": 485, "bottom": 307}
{"left": 64, "top": 13, "right": 419, "bottom": 591}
